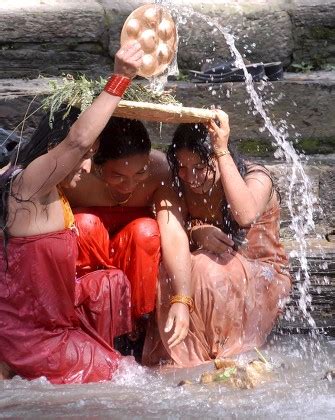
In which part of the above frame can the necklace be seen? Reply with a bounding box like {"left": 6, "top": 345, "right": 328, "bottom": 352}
{"left": 106, "top": 183, "right": 133, "bottom": 206}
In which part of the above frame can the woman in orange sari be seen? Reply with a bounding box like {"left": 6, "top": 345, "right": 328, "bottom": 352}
{"left": 143, "top": 111, "right": 291, "bottom": 367}
{"left": 0, "top": 42, "right": 144, "bottom": 383}
{"left": 64, "top": 116, "right": 193, "bottom": 353}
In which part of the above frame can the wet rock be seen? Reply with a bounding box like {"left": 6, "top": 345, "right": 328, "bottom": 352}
{"left": 290, "top": 0, "right": 335, "bottom": 68}
{"left": 177, "top": 379, "right": 194, "bottom": 386}
{"left": 323, "top": 369, "right": 335, "bottom": 382}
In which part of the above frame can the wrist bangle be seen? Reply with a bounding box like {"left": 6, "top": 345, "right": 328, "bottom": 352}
{"left": 104, "top": 74, "right": 131, "bottom": 97}
{"left": 170, "top": 295, "right": 194, "bottom": 313}
{"left": 214, "top": 149, "right": 230, "bottom": 159}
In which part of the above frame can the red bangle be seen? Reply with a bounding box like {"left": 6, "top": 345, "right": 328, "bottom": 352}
{"left": 104, "top": 74, "right": 131, "bottom": 97}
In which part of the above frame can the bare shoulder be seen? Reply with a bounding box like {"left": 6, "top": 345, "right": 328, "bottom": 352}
{"left": 149, "top": 149, "right": 171, "bottom": 181}
{"left": 244, "top": 162, "right": 273, "bottom": 184}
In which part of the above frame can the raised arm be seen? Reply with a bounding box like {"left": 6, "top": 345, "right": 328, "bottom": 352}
{"left": 154, "top": 185, "right": 192, "bottom": 348}
{"left": 14, "top": 42, "right": 144, "bottom": 200}
{"left": 207, "top": 111, "right": 273, "bottom": 226}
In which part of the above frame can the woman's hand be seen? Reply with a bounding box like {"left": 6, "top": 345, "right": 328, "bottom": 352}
{"left": 207, "top": 110, "right": 230, "bottom": 153}
{"left": 191, "top": 224, "right": 234, "bottom": 254}
{"left": 164, "top": 302, "right": 190, "bottom": 348}
{"left": 114, "top": 41, "right": 144, "bottom": 79}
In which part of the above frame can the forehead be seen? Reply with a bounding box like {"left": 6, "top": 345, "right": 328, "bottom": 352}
{"left": 103, "top": 153, "right": 149, "bottom": 174}
{"left": 175, "top": 148, "right": 205, "bottom": 165}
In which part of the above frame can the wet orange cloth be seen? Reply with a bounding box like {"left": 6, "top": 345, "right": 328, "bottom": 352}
{"left": 57, "top": 186, "right": 75, "bottom": 229}
{"left": 143, "top": 203, "right": 291, "bottom": 367}
{"left": 0, "top": 229, "right": 132, "bottom": 384}
{"left": 74, "top": 206, "right": 161, "bottom": 319}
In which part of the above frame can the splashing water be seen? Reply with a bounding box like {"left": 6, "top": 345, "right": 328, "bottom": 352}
{"left": 159, "top": 2, "right": 321, "bottom": 331}
{"left": 1, "top": 335, "right": 334, "bottom": 418}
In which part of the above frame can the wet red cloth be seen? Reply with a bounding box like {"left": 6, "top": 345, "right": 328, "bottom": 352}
{"left": 0, "top": 229, "right": 132, "bottom": 384}
{"left": 74, "top": 206, "right": 161, "bottom": 319}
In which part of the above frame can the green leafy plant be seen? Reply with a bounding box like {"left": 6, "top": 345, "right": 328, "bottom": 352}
{"left": 213, "top": 367, "right": 237, "bottom": 381}
{"left": 42, "top": 74, "right": 181, "bottom": 125}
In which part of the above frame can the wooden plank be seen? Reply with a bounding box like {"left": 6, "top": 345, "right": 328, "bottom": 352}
{"left": 114, "top": 100, "right": 216, "bottom": 123}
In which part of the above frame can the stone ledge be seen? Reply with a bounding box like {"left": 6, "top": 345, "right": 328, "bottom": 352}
{"left": 279, "top": 239, "right": 335, "bottom": 335}
{"left": 0, "top": 0, "right": 334, "bottom": 78}
{"left": 1, "top": 72, "right": 335, "bottom": 145}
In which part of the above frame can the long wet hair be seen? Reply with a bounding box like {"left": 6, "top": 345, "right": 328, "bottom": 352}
{"left": 94, "top": 117, "right": 151, "bottom": 165}
{"left": 0, "top": 106, "right": 81, "bottom": 248}
{"left": 166, "top": 123, "right": 273, "bottom": 240}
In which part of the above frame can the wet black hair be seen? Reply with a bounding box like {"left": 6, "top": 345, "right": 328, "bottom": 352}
{"left": 94, "top": 117, "right": 151, "bottom": 165}
{"left": 0, "top": 106, "right": 81, "bottom": 252}
{"left": 166, "top": 123, "right": 273, "bottom": 241}
{"left": 166, "top": 123, "right": 247, "bottom": 190}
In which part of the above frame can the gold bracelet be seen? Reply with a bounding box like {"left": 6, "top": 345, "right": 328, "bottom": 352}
{"left": 214, "top": 149, "right": 230, "bottom": 159}
{"left": 170, "top": 295, "right": 194, "bottom": 313}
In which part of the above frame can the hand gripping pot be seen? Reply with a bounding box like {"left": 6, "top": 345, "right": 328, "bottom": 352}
{"left": 120, "top": 4, "right": 177, "bottom": 78}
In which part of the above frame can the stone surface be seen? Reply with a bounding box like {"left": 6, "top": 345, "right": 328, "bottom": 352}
{"left": 0, "top": 0, "right": 334, "bottom": 78}
{"left": 1, "top": 72, "right": 334, "bottom": 146}
{"left": 279, "top": 239, "right": 335, "bottom": 334}
{"left": 165, "top": 72, "right": 335, "bottom": 144}
{"left": 0, "top": 0, "right": 112, "bottom": 78}
{"left": 290, "top": 1, "right": 335, "bottom": 67}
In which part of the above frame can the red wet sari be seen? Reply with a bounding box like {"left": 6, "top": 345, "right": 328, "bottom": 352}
{"left": 74, "top": 206, "right": 161, "bottom": 319}
{"left": 0, "top": 189, "right": 132, "bottom": 384}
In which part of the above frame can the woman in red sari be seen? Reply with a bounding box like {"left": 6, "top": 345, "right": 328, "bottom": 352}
{"left": 0, "top": 42, "right": 144, "bottom": 384}
{"left": 143, "top": 111, "right": 291, "bottom": 367}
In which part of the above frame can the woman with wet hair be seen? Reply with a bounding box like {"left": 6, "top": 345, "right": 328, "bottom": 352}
{"left": 0, "top": 42, "right": 144, "bottom": 384}
{"left": 142, "top": 111, "right": 291, "bottom": 366}
{"left": 67, "top": 117, "right": 162, "bottom": 322}
{"left": 64, "top": 116, "right": 193, "bottom": 356}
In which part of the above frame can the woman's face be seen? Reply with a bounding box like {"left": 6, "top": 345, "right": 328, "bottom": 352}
{"left": 99, "top": 153, "right": 150, "bottom": 194}
{"left": 175, "top": 148, "right": 217, "bottom": 194}
{"left": 61, "top": 143, "right": 98, "bottom": 188}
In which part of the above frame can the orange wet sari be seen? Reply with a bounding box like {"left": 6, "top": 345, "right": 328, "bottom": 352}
{"left": 143, "top": 201, "right": 291, "bottom": 367}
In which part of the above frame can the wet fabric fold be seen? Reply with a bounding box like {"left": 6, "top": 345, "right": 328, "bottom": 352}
{"left": 0, "top": 229, "right": 132, "bottom": 384}
{"left": 74, "top": 206, "right": 161, "bottom": 319}
{"left": 143, "top": 203, "right": 291, "bottom": 367}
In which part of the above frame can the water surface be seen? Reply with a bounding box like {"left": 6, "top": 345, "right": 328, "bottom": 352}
{"left": 1, "top": 334, "right": 334, "bottom": 419}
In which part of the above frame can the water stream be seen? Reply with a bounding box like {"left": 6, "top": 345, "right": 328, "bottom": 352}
{"left": 165, "top": 3, "right": 322, "bottom": 331}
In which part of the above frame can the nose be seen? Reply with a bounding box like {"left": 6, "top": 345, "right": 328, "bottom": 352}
{"left": 184, "top": 168, "right": 197, "bottom": 184}
{"left": 81, "top": 158, "right": 92, "bottom": 174}
{"left": 120, "top": 177, "right": 137, "bottom": 193}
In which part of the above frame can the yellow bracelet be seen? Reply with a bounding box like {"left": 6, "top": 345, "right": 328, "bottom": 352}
{"left": 170, "top": 295, "right": 194, "bottom": 313}
{"left": 214, "top": 149, "right": 230, "bottom": 159}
